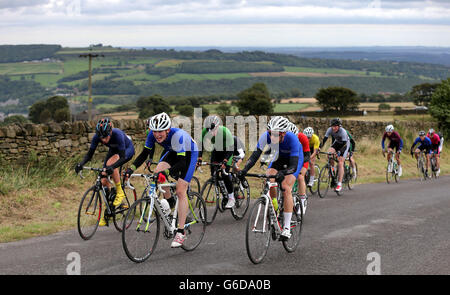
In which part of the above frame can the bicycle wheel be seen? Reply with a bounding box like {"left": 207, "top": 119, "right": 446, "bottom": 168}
{"left": 318, "top": 166, "right": 330, "bottom": 198}
{"left": 418, "top": 157, "right": 426, "bottom": 181}
{"left": 122, "top": 197, "right": 160, "bottom": 263}
{"left": 200, "top": 179, "right": 219, "bottom": 225}
{"left": 308, "top": 164, "right": 320, "bottom": 195}
{"left": 181, "top": 192, "right": 207, "bottom": 251}
{"left": 386, "top": 160, "right": 393, "bottom": 184}
{"left": 246, "top": 197, "right": 271, "bottom": 264}
{"left": 189, "top": 175, "right": 201, "bottom": 194}
{"left": 282, "top": 193, "right": 303, "bottom": 253}
{"left": 347, "top": 163, "right": 358, "bottom": 190}
{"left": 113, "top": 186, "right": 136, "bottom": 232}
{"left": 231, "top": 178, "right": 251, "bottom": 220}
{"left": 77, "top": 186, "right": 101, "bottom": 240}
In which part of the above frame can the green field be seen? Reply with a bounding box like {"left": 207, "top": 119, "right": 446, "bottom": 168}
{"left": 0, "top": 62, "right": 62, "bottom": 75}
{"left": 284, "top": 66, "right": 384, "bottom": 77}
{"left": 158, "top": 73, "right": 251, "bottom": 83}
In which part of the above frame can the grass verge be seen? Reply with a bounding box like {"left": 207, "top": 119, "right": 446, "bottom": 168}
{"left": 0, "top": 137, "right": 448, "bottom": 243}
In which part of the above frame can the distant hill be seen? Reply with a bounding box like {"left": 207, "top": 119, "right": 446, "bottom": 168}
{"left": 1, "top": 44, "right": 449, "bottom": 117}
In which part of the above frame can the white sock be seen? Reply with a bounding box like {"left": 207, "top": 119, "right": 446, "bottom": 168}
{"left": 283, "top": 212, "right": 292, "bottom": 230}
{"left": 309, "top": 176, "right": 314, "bottom": 182}
{"left": 228, "top": 192, "right": 234, "bottom": 200}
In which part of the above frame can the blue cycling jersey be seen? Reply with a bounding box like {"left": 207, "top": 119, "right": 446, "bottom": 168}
{"left": 411, "top": 136, "right": 432, "bottom": 150}
{"left": 90, "top": 128, "right": 133, "bottom": 156}
{"left": 256, "top": 131, "right": 302, "bottom": 158}
{"left": 145, "top": 127, "right": 198, "bottom": 154}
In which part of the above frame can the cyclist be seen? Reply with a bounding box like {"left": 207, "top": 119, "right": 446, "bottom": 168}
{"left": 288, "top": 122, "right": 309, "bottom": 215}
{"left": 319, "top": 118, "right": 350, "bottom": 192}
{"left": 346, "top": 129, "right": 357, "bottom": 180}
{"left": 125, "top": 112, "right": 199, "bottom": 248}
{"left": 303, "top": 127, "right": 320, "bottom": 187}
{"left": 427, "top": 128, "right": 441, "bottom": 176}
{"left": 381, "top": 125, "right": 403, "bottom": 176}
{"left": 238, "top": 116, "right": 303, "bottom": 240}
{"left": 410, "top": 130, "right": 433, "bottom": 177}
{"left": 438, "top": 131, "right": 444, "bottom": 154}
{"left": 197, "top": 115, "right": 236, "bottom": 209}
{"left": 75, "top": 118, "right": 135, "bottom": 226}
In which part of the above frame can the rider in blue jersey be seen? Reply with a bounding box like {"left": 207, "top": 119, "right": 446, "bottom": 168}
{"left": 410, "top": 130, "right": 433, "bottom": 176}
{"left": 125, "top": 112, "right": 198, "bottom": 248}
{"left": 75, "top": 118, "right": 135, "bottom": 226}
{"left": 238, "top": 116, "right": 303, "bottom": 240}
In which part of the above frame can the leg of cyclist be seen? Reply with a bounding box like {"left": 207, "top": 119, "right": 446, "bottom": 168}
{"left": 426, "top": 151, "right": 431, "bottom": 176}
{"left": 308, "top": 153, "right": 316, "bottom": 187}
{"left": 297, "top": 163, "right": 308, "bottom": 215}
{"left": 436, "top": 150, "right": 441, "bottom": 175}
{"left": 387, "top": 148, "right": 393, "bottom": 169}
{"left": 267, "top": 167, "right": 279, "bottom": 211}
{"left": 280, "top": 174, "right": 296, "bottom": 239}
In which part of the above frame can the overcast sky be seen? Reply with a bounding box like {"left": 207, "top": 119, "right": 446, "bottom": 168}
{"left": 1, "top": 0, "right": 450, "bottom": 47}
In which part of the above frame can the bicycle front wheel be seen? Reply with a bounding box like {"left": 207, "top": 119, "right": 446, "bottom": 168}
{"left": 182, "top": 192, "right": 207, "bottom": 251}
{"left": 347, "top": 163, "right": 358, "bottom": 190}
{"left": 113, "top": 187, "right": 135, "bottom": 232}
{"left": 308, "top": 164, "right": 320, "bottom": 195}
{"left": 283, "top": 193, "right": 303, "bottom": 253}
{"left": 231, "top": 178, "right": 251, "bottom": 220}
{"left": 77, "top": 186, "right": 101, "bottom": 240}
{"left": 200, "top": 179, "right": 219, "bottom": 225}
{"left": 318, "top": 166, "right": 330, "bottom": 198}
{"left": 122, "top": 198, "right": 160, "bottom": 263}
{"left": 246, "top": 198, "right": 271, "bottom": 264}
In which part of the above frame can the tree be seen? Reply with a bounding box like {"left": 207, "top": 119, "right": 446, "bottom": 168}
{"left": 410, "top": 82, "right": 440, "bottom": 107}
{"left": 315, "top": 86, "right": 359, "bottom": 112}
{"left": 216, "top": 103, "right": 232, "bottom": 117}
{"left": 136, "top": 94, "right": 171, "bottom": 119}
{"left": 234, "top": 83, "right": 274, "bottom": 115}
{"left": 28, "top": 96, "right": 70, "bottom": 123}
{"left": 177, "top": 105, "right": 194, "bottom": 117}
{"left": 429, "top": 78, "right": 450, "bottom": 137}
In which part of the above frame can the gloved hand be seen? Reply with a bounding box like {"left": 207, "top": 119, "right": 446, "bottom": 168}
{"left": 157, "top": 169, "right": 170, "bottom": 183}
{"left": 125, "top": 167, "right": 134, "bottom": 178}
{"left": 237, "top": 169, "right": 247, "bottom": 180}
{"left": 75, "top": 163, "right": 83, "bottom": 174}
{"left": 104, "top": 166, "right": 114, "bottom": 175}
{"left": 275, "top": 170, "right": 285, "bottom": 184}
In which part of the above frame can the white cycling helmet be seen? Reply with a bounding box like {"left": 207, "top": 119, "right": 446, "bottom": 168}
{"left": 149, "top": 112, "right": 171, "bottom": 131}
{"left": 303, "top": 127, "right": 314, "bottom": 138}
{"left": 267, "top": 116, "right": 290, "bottom": 132}
{"left": 204, "top": 115, "right": 221, "bottom": 130}
{"left": 385, "top": 125, "right": 394, "bottom": 132}
{"left": 287, "top": 122, "right": 299, "bottom": 135}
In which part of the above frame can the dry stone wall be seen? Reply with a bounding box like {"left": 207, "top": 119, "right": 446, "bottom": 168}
{"left": 0, "top": 117, "right": 437, "bottom": 162}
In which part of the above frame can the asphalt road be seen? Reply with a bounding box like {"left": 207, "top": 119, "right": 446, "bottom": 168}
{"left": 1, "top": 175, "right": 449, "bottom": 275}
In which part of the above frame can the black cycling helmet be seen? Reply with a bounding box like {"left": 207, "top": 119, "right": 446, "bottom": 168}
{"left": 419, "top": 130, "right": 426, "bottom": 136}
{"left": 330, "top": 118, "right": 342, "bottom": 127}
{"left": 96, "top": 118, "right": 113, "bottom": 138}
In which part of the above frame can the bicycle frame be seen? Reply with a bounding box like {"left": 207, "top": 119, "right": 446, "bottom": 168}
{"left": 79, "top": 167, "right": 115, "bottom": 216}
{"left": 126, "top": 174, "right": 200, "bottom": 236}
{"left": 253, "top": 180, "right": 281, "bottom": 236}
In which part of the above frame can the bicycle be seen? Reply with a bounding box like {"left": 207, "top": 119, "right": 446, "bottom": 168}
{"left": 317, "top": 152, "right": 355, "bottom": 197}
{"left": 303, "top": 162, "right": 321, "bottom": 195}
{"left": 414, "top": 150, "right": 428, "bottom": 181}
{"left": 77, "top": 166, "right": 137, "bottom": 240}
{"left": 430, "top": 151, "right": 439, "bottom": 179}
{"left": 121, "top": 173, "right": 207, "bottom": 263}
{"left": 244, "top": 173, "right": 303, "bottom": 264}
{"left": 198, "top": 157, "right": 250, "bottom": 224}
{"left": 384, "top": 150, "right": 400, "bottom": 184}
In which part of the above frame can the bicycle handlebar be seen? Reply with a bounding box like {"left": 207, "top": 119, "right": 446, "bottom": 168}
{"left": 244, "top": 173, "right": 285, "bottom": 191}
{"left": 197, "top": 161, "right": 229, "bottom": 175}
